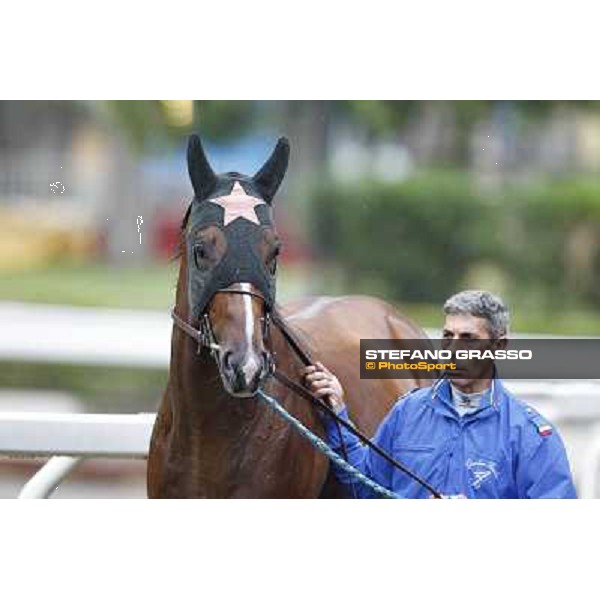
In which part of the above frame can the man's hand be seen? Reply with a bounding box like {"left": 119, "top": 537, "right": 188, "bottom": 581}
{"left": 300, "top": 361, "right": 346, "bottom": 413}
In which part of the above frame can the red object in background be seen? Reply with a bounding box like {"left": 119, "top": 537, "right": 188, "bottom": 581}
{"left": 152, "top": 207, "right": 185, "bottom": 260}
{"left": 94, "top": 228, "right": 108, "bottom": 258}
{"left": 272, "top": 204, "right": 312, "bottom": 265}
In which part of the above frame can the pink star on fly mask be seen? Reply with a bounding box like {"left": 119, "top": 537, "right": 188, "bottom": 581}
{"left": 209, "top": 181, "right": 266, "bottom": 226}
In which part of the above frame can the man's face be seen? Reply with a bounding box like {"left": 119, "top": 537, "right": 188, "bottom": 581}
{"left": 442, "top": 313, "right": 501, "bottom": 391}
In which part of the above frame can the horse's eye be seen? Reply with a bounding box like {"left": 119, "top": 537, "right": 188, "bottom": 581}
{"left": 193, "top": 244, "right": 209, "bottom": 269}
{"left": 269, "top": 259, "right": 277, "bottom": 276}
{"left": 267, "top": 245, "right": 281, "bottom": 276}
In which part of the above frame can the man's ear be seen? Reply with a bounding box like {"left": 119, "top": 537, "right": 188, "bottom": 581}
{"left": 252, "top": 137, "right": 290, "bottom": 204}
{"left": 187, "top": 134, "right": 217, "bottom": 200}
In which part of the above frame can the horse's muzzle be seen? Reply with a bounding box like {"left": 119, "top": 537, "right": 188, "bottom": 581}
{"left": 219, "top": 348, "right": 272, "bottom": 398}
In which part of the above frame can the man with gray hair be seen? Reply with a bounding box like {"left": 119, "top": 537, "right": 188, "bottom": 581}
{"left": 302, "top": 290, "right": 577, "bottom": 499}
{"left": 444, "top": 289, "right": 509, "bottom": 338}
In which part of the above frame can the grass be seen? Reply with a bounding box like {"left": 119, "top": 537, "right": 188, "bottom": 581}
{"left": 0, "top": 262, "right": 178, "bottom": 310}
{"left": 1, "top": 261, "right": 599, "bottom": 334}
{"left": 0, "top": 261, "right": 310, "bottom": 310}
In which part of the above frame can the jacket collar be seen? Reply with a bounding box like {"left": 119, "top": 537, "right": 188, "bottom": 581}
{"left": 429, "top": 374, "right": 504, "bottom": 420}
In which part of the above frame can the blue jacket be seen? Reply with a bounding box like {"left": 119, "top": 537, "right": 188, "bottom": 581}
{"left": 323, "top": 377, "right": 577, "bottom": 499}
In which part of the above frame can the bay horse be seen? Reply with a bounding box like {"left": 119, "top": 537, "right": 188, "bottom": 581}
{"left": 147, "top": 134, "right": 433, "bottom": 498}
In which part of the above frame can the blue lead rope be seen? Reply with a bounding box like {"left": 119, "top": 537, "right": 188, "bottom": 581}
{"left": 257, "top": 389, "right": 402, "bottom": 499}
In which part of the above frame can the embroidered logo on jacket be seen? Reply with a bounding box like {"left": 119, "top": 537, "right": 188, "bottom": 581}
{"left": 466, "top": 459, "right": 499, "bottom": 490}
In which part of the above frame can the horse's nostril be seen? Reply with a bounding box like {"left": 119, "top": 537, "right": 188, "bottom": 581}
{"left": 222, "top": 350, "right": 233, "bottom": 372}
{"left": 261, "top": 351, "right": 272, "bottom": 374}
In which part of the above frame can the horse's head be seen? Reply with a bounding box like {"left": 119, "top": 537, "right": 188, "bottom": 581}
{"left": 181, "top": 133, "right": 289, "bottom": 398}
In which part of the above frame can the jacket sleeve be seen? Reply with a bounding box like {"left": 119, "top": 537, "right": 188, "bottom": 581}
{"left": 321, "top": 401, "right": 403, "bottom": 498}
{"left": 517, "top": 428, "right": 578, "bottom": 499}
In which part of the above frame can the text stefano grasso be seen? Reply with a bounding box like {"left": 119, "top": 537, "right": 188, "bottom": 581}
{"left": 364, "top": 349, "right": 533, "bottom": 360}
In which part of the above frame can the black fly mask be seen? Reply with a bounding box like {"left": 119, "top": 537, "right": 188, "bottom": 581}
{"left": 184, "top": 134, "right": 289, "bottom": 323}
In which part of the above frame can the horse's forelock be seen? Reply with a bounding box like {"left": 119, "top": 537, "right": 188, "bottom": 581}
{"left": 171, "top": 202, "right": 193, "bottom": 262}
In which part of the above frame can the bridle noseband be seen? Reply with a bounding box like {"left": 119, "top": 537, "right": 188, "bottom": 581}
{"left": 171, "top": 282, "right": 272, "bottom": 365}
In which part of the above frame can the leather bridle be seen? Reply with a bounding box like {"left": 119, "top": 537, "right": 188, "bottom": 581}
{"left": 171, "top": 283, "right": 271, "bottom": 362}
{"left": 170, "top": 283, "right": 443, "bottom": 499}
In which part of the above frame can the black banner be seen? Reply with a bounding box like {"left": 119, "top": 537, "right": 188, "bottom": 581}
{"left": 359, "top": 338, "right": 600, "bottom": 379}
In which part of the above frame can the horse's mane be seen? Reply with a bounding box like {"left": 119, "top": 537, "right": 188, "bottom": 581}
{"left": 171, "top": 201, "right": 193, "bottom": 261}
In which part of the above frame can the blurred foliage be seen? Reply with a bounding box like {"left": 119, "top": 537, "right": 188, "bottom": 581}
{"left": 194, "top": 100, "right": 257, "bottom": 141}
{"left": 338, "top": 101, "right": 418, "bottom": 136}
{"left": 338, "top": 100, "right": 600, "bottom": 134}
{"left": 96, "top": 99, "right": 600, "bottom": 160}
{"left": 99, "top": 100, "right": 258, "bottom": 152}
{"left": 313, "top": 172, "right": 495, "bottom": 302}
{"left": 100, "top": 101, "right": 170, "bottom": 150}
{"left": 502, "top": 180, "right": 600, "bottom": 309}
{"left": 333, "top": 101, "right": 600, "bottom": 168}
{"left": 312, "top": 174, "right": 600, "bottom": 314}
{"left": 398, "top": 303, "right": 600, "bottom": 336}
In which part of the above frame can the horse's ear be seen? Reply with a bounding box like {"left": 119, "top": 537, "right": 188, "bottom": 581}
{"left": 252, "top": 137, "right": 290, "bottom": 203}
{"left": 187, "top": 134, "right": 217, "bottom": 200}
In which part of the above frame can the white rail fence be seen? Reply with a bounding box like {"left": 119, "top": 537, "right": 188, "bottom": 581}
{"left": 0, "top": 412, "right": 155, "bottom": 498}
{"left": 1, "top": 302, "right": 600, "bottom": 498}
